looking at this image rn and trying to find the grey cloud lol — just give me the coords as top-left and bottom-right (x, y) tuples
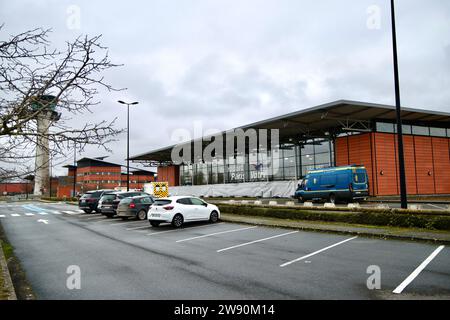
(1, 0), (449, 176)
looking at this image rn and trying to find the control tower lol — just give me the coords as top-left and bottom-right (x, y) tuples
(31, 95), (61, 196)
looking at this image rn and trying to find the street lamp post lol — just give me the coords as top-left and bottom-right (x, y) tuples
(390, 0), (408, 209)
(118, 100), (139, 191)
(73, 141), (77, 198)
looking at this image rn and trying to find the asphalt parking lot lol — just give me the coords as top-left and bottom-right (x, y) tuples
(0, 201), (449, 299)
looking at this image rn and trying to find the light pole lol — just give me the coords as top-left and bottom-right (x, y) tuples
(118, 100), (139, 191)
(390, 0), (408, 209)
(73, 141), (77, 198)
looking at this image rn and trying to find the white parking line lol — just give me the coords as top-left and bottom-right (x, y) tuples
(427, 203), (445, 210)
(78, 213), (102, 218)
(63, 211), (76, 214)
(87, 216), (107, 221)
(51, 211), (62, 215)
(177, 226), (258, 243)
(280, 236), (358, 267)
(126, 225), (151, 231)
(217, 230), (299, 253)
(25, 213), (34, 216)
(0, 215), (5, 218)
(38, 212), (48, 215)
(393, 245), (445, 294)
(109, 220), (143, 226)
(146, 223), (224, 236)
(11, 214), (20, 217)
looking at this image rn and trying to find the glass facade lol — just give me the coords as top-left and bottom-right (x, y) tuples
(179, 139), (335, 186)
(376, 122), (450, 137)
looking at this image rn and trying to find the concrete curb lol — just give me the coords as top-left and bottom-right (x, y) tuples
(220, 214), (450, 245)
(0, 240), (17, 300)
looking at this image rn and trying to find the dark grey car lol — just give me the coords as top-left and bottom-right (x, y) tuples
(99, 191), (149, 218)
(117, 195), (154, 220)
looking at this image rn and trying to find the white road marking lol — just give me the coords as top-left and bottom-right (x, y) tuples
(38, 212), (48, 215)
(217, 230), (299, 252)
(25, 213), (34, 216)
(177, 226), (258, 243)
(0, 215), (5, 218)
(146, 223), (224, 236)
(109, 220), (143, 226)
(280, 236), (358, 267)
(427, 203), (445, 210)
(393, 245), (445, 294)
(87, 216), (107, 220)
(37, 219), (49, 224)
(51, 211), (62, 214)
(11, 214), (20, 217)
(126, 225), (151, 231)
(63, 211), (76, 214)
(78, 213), (101, 218)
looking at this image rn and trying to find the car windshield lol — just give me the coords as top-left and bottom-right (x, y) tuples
(81, 193), (94, 199)
(153, 199), (172, 206)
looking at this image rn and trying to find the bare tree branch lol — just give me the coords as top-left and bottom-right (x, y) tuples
(0, 24), (125, 181)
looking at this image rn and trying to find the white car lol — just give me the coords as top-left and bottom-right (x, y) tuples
(147, 196), (220, 228)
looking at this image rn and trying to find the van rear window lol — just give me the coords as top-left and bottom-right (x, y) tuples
(354, 173), (367, 183)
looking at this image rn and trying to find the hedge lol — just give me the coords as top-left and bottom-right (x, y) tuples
(41, 196), (78, 202)
(217, 204), (450, 231)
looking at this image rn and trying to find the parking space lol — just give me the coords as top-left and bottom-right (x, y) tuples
(0, 201), (449, 299)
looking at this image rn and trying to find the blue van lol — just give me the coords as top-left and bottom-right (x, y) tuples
(294, 165), (369, 203)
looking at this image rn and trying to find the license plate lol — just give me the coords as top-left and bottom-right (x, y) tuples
(151, 213), (160, 217)
(103, 205), (111, 208)
(81, 200), (85, 203)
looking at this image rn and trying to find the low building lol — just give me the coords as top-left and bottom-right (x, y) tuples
(0, 182), (33, 196)
(130, 100), (450, 198)
(57, 157), (156, 197)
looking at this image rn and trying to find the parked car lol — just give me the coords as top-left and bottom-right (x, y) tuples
(78, 189), (115, 214)
(98, 191), (150, 218)
(294, 165), (369, 204)
(117, 195), (154, 220)
(147, 196), (220, 228)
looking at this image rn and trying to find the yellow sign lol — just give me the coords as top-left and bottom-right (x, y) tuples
(152, 182), (169, 198)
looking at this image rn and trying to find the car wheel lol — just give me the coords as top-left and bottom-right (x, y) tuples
(137, 210), (147, 220)
(121, 217), (128, 221)
(83, 209), (92, 214)
(329, 193), (336, 204)
(150, 221), (160, 227)
(209, 211), (219, 223)
(104, 213), (114, 218)
(171, 214), (184, 228)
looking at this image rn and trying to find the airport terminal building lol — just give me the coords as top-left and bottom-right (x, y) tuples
(130, 100), (450, 198)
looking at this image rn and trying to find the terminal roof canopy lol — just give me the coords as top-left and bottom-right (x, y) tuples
(130, 100), (450, 165)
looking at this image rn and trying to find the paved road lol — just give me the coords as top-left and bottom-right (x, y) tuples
(0, 201), (449, 299)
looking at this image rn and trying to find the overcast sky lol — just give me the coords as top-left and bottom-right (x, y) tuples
(1, 0), (449, 176)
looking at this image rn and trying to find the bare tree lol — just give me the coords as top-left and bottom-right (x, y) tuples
(0, 24), (124, 184)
